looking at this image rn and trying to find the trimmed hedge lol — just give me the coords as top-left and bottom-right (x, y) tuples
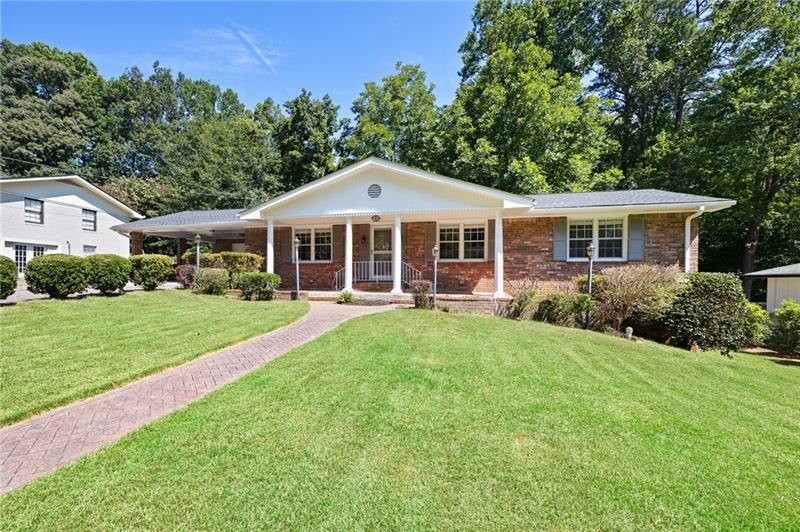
(175, 264), (197, 288)
(25, 254), (89, 299)
(770, 299), (800, 355)
(0, 256), (17, 299)
(220, 252), (262, 277)
(130, 254), (173, 291)
(194, 268), (229, 296)
(85, 254), (131, 294)
(181, 250), (223, 269)
(663, 272), (749, 356)
(239, 272), (281, 301)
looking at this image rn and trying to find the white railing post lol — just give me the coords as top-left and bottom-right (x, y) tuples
(392, 216), (402, 294)
(266, 219), (274, 273)
(494, 211), (506, 298)
(345, 217), (353, 292)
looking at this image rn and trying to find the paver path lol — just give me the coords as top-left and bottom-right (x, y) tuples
(0, 301), (392, 495)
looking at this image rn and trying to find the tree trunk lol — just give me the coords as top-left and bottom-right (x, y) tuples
(740, 216), (763, 298)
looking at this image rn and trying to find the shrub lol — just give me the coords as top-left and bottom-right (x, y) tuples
(0, 256), (17, 299)
(411, 280), (434, 309)
(588, 264), (681, 331)
(25, 254), (89, 299)
(534, 292), (594, 328)
(85, 254), (131, 294)
(743, 302), (771, 347)
(194, 268), (229, 296)
(130, 254), (173, 291)
(497, 278), (538, 319)
(337, 289), (354, 304)
(663, 273), (749, 356)
(575, 274), (607, 299)
(769, 299), (800, 355)
(181, 250), (223, 269)
(239, 272), (281, 301)
(220, 252), (262, 277)
(175, 264), (197, 288)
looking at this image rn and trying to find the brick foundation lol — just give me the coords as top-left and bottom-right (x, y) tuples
(130, 231), (144, 255)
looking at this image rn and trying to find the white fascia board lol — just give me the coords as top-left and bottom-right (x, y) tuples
(112, 221), (253, 235)
(524, 200), (736, 217)
(1, 175), (144, 219)
(239, 158), (533, 219)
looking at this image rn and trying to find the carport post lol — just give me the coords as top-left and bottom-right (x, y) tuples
(194, 234), (202, 270)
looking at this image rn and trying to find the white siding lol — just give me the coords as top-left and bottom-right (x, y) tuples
(766, 277), (800, 313)
(0, 180), (132, 272)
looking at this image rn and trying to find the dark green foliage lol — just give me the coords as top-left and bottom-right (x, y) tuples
(238, 272), (281, 301)
(194, 268), (229, 296)
(0, 256), (18, 299)
(129, 254), (172, 291)
(174, 264), (196, 288)
(534, 292), (594, 328)
(769, 299), (800, 355)
(411, 280), (434, 309)
(85, 254), (131, 294)
(220, 252), (262, 277)
(663, 273), (750, 356)
(24, 254), (89, 299)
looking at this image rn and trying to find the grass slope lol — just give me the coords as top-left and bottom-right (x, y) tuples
(0, 291), (308, 425)
(2, 310), (798, 529)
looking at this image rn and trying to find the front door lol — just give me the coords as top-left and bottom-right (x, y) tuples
(371, 227), (392, 280)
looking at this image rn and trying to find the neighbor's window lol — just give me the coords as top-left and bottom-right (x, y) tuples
(82, 209), (97, 231)
(568, 220), (594, 259)
(294, 228), (332, 262)
(83, 245), (96, 256)
(33, 245), (44, 258)
(463, 225), (486, 259)
(439, 225), (460, 260)
(24, 198), (43, 224)
(598, 219), (624, 259)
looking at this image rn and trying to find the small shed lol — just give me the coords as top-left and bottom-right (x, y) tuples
(744, 263), (800, 312)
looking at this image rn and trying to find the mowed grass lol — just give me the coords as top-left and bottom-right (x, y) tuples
(2, 310), (799, 529)
(0, 291), (308, 425)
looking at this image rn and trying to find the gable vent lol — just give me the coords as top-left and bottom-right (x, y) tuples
(367, 183), (382, 199)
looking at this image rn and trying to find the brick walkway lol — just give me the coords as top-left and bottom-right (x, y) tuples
(0, 301), (392, 495)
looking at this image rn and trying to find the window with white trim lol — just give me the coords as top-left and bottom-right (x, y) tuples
(568, 220), (594, 259)
(33, 245), (45, 258)
(82, 209), (97, 231)
(83, 245), (97, 256)
(294, 228), (332, 262)
(438, 222), (487, 261)
(598, 219), (623, 259)
(24, 198), (43, 224)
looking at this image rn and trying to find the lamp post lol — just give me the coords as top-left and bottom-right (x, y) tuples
(432, 245), (439, 308)
(193, 234), (202, 270)
(585, 243), (595, 329)
(293, 237), (301, 300)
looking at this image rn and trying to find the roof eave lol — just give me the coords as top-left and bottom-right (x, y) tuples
(527, 200), (735, 216)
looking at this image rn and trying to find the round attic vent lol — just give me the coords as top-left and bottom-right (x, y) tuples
(367, 183), (382, 199)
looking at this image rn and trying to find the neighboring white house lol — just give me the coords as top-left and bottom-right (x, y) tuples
(744, 263), (800, 312)
(0, 175), (142, 276)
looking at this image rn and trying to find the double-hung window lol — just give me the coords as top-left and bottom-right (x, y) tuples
(294, 228), (332, 262)
(438, 222), (486, 261)
(82, 209), (97, 231)
(24, 198), (43, 224)
(568, 217), (626, 260)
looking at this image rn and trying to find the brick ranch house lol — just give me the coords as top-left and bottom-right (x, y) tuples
(114, 157), (735, 298)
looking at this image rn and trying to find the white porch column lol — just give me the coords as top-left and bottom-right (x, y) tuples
(266, 219), (274, 274)
(344, 217), (353, 292)
(391, 215), (402, 294)
(494, 211), (506, 298)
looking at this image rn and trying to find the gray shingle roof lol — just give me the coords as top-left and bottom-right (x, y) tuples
(114, 209), (244, 230)
(744, 263), (800, 278)
(528, 189), (731, 209)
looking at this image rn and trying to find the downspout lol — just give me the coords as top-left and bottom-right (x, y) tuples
(684, 206), (704, 272)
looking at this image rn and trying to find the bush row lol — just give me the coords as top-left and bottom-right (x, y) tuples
(0, 256), (18, 299)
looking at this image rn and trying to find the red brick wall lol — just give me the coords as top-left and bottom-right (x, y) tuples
(244, 212), (697, 293)
(130, 231), (143, 255)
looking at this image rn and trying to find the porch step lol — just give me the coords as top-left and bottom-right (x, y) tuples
(352, 282), (394, 292)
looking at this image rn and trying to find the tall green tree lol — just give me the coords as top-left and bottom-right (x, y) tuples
(0, 40), (99, 176)
(339, 62), (439, 170)
(276, 89), (339, 189)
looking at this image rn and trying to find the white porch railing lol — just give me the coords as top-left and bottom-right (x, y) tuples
(332, 261), (423, 291)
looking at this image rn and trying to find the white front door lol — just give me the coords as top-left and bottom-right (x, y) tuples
(371, 227), (392, 280)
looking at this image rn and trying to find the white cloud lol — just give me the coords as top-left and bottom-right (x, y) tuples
(178, 24), (281, 74)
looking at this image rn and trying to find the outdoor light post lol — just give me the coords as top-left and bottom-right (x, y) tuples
(193, 234), (202, 270)
(432, 245), (439, 308)
(585, 243), (596, 329)
(294, 237), (301, 300)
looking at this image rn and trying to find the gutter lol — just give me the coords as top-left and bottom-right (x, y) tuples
(684, 206), (705, 272)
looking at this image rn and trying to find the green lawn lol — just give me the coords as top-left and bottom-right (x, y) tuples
(0, 291), (308, 425)
(2, 310), (799, 529)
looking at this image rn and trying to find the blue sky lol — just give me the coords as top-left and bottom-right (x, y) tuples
(2, 2), (476, 115)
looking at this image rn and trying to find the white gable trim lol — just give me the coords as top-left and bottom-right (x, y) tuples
(239, 157), (533, 220)
(0, 175), (143, 219)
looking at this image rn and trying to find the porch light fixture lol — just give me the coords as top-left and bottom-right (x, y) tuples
(432, 245), (439, 308)
(585, 243), (596, 329)
(193, 234), (202, 270)
(293, 237), (301, 299)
